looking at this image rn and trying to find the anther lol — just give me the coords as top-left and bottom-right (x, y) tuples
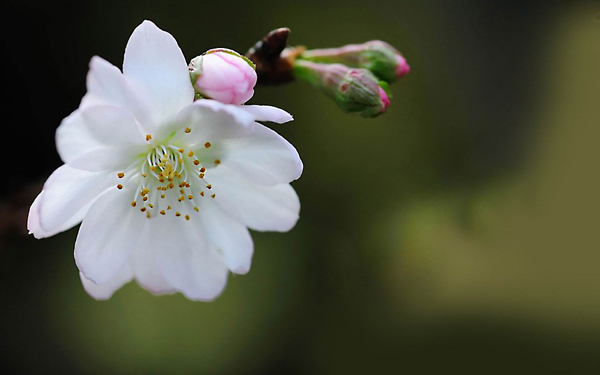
(200, 192), (205, 197)
(214, 159), (221, 165)
(188, 151), (194, 157)
(146, 134), (152, 141)
(206, 184), (212, 189)
(143, 196), (148, 201)
(175, 212), (181, 217)
(117, 184), (123, 190)
(141, 207), (147, 212)
(200, 167), (206, 173)
(117, 172), (125, 178)
(194, 160), (200, 165)
(178, 148), (184, 153)
(199, 173), (205, 179)
(131, 201), (137, 207)
(148, 203), (154, 208)
(194, 207), (199, 212)
(185, 215), (190, 220)
(160, 210), (165, 215)
(184, 127), (191, 133)
(188, 195), (193, 200)
(211, 194), (216, 199)
(204, 142), (211, 148)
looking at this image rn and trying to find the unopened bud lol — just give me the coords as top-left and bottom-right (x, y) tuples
(300, 41), (409, 83)
(294, 60), (390, 117)
(189, 49), (257, 105)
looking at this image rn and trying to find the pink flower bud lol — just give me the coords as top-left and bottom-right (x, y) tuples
(378, 86), (390, 113)
(189, 49), (257, 105)
(395, 54), (410, 79)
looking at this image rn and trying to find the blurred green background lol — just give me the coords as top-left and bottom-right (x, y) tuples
(2, 0), (600, 373)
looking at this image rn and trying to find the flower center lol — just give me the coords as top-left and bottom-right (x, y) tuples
(117, 142), (217, 220)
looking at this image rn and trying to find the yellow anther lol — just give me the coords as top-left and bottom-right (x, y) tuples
(200, 192), (205, 197)
(150, 166), (156, 171)
(131, 201), (137, 207)
(175, 212), (181, 217)
(184, 127), (191, 133)
(194, 206), (199, 212)
(141, 207), (147, 212)
(214, 159), (221, 165)
(143, 196), (148, 201)
(188, 195), (193, 200)
(188, 151), (194, 157)
(206, 184), (212, 189)
(185, 215), (190, 221)
(117, 172), (124, 178)
(178, 148), (184, 153)
(142, 173), (147, 178)
(193, 160), (200, 165)
(117, 184), (123, 190)
(146, 134), (152, 141)
(160, 210), (165, 215)
(161, 194), (165, 199)
(200, 167), (206, 173)
(167, 205), (172, 210)
(148, 203), (153, 208)
(204, 142), (211, 148)
(199, 173), (205, 179)
(211, 194), (216, 199)
(142, 187), (150, 195)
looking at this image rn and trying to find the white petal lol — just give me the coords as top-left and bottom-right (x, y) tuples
(56, 105), (146, 171)
(123, 20), (194, 133)
(38, 165), (113, 233)
(199, 200), (253, 274)
(208, 165), (301, 232)
(174, 100), (255, 146)
(131, 220), (176, 295)
(79, 263), (133, 300)
(28, 192), (92, 239)
(218, 123), (303, 185)
(241, 105), (294, 123)
(151, 215), (229, 301)
(83, 56), (156, 132)
(75, 188), (143, 285)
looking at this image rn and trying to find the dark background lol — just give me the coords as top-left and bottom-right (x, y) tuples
(2, 0), (600, 373)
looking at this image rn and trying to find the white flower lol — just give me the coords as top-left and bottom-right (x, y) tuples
(27, 20), (303, 301)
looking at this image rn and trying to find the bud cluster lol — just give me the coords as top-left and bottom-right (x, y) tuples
(293, 40), (409, 117)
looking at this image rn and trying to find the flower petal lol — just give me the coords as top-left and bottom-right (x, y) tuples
(131, 221), (176, 295)
(75, 188), (143, 285)
(123, 20), (194, 133)
(28, 192), (92, 239)
(83, 56), (156, 132)
(199, 200), (254, 274)
(38, 165), (113, 234)
(208, 165), (301, 232)
(240, 105), (294, 124)
(56, 105), (147, 171)
(79, 263), (133, 300)
(151, 215), (229, 301)
(174, 100), (255, 146)
(217, 123), (303, 185)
